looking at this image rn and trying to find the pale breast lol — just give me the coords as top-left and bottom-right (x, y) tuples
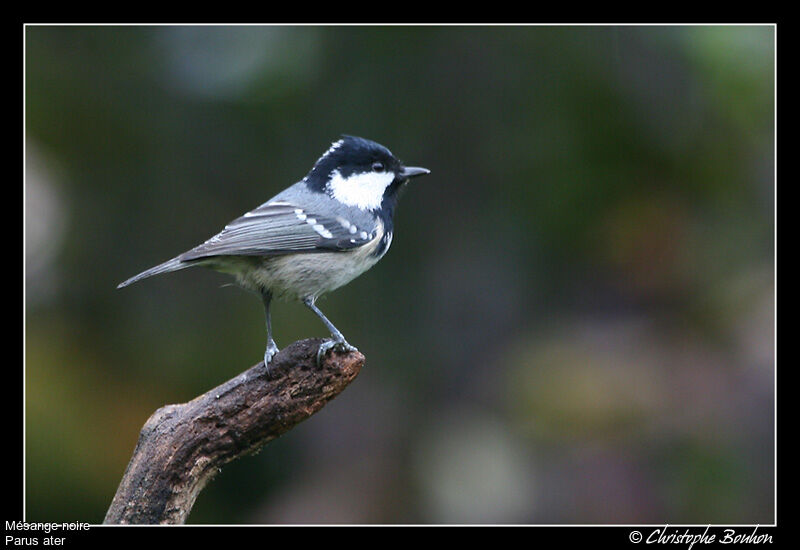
(242, 219), (389, 300)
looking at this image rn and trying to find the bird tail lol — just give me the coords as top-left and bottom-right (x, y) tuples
(117, 257), (191, 289)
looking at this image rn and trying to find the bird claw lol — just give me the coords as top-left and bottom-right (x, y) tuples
(316, 338), (358, 366)
(263, 340), (279, 375)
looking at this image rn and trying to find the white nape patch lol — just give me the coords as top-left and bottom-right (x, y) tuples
(326, 169), (395, 210)
(321, 139), (344, 159)
(302, 140), (346, 183)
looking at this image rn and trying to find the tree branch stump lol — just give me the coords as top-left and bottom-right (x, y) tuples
(103, 338), (364, 525)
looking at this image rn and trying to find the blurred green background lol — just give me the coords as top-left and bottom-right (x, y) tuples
(24, 25), (774, 524)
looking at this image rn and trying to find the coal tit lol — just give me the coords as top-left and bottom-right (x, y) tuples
(118, 135), (430, 368)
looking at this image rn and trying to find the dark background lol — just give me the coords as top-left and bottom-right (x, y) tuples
(24, 25), (774, 524)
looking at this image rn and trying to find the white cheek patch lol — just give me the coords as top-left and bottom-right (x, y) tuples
(326, 169), (395, 210)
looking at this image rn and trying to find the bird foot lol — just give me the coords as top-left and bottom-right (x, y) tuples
(263, 340), (280, 375)
(316, 338), (358, 366)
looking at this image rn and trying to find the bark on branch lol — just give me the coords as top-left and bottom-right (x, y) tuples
(103, 338), (364, 525)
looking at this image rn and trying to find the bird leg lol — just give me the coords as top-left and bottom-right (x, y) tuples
(302, 296), (358, 365)
(261, 289), (279, 371)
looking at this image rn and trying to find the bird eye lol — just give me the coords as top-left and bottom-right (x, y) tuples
(372, 161), (385, 172)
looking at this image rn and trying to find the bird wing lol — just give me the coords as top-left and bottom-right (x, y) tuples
(178, 200), (376, 261)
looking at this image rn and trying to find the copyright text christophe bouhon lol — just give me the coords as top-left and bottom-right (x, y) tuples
(628, 525), (773, 548)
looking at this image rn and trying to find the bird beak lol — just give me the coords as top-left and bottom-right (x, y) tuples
(399, 166), (430, 179)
